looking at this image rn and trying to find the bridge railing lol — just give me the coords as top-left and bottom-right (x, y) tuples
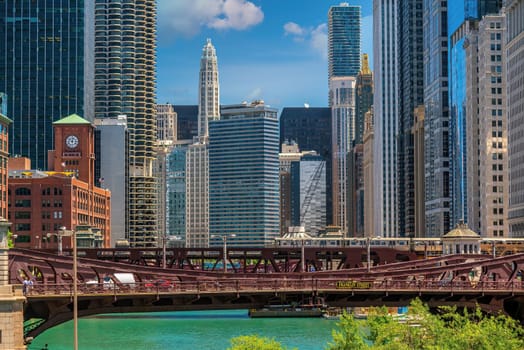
(22, 278), (524, 297)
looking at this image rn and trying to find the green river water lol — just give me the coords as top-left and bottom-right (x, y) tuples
(28, 310), (338, 350)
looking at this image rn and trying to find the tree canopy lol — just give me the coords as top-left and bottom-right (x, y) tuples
(229, 299), (524, 350)
(326, 299), (524, 350)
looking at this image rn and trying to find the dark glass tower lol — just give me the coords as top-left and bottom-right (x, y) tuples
(423, 0), (451, 237)
(328, 3), (361, 79)
(280, 107), (333, 226)
(0, 0), (94, 169)
(209, 103), (280, 247)
(398, 0), (425, 237)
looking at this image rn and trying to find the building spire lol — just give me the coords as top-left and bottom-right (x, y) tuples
(361, 53), (371, 75)
(197, 38), (220, 141)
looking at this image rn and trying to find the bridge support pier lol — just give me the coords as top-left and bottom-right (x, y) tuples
(0, 218), (26, 349)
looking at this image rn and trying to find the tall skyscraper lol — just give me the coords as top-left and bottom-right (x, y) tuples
(280, 107), (332, 225)
(94, 116), (129, 246)
(350, 54), (373, 238)
(507, 0), (524, 238)
(398, 0), (425, 237)
(330, 77), (356, 233)
(209, 102), (280, 247)
(185, 143), (209, 247)
(328, 3), (362, 79)
(280, 141), (303, 235)
(0, 1), (94, 170)
(279, 143), (326, 236)
(464, 14), (508, 237)
(448, 0), (502, 228)
(355, 54), (373, 145)
(423, 0), (451, 237)
(155, 103), (178, 240)
(348, 144), (364, 237)
(197, 39), (220, 140)
(412, 106), (425, 238)
(166, 142), (190, 243)
(363, 109), (374, 237)
(373, 0), (399, 237)
(94, 0), (158, 247)
(186, 39), (220, 247)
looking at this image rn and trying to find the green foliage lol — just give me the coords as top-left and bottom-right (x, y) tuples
(228, 335), (297, 350)
(326, 311), (369, 350)
(325, 299), (524, 350)
(7, 230), (14, 248)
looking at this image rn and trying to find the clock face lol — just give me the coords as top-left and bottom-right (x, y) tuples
(66, 135), (79, 149)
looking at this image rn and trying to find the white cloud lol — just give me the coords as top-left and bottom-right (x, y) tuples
(283, 22), (327, 59)
(310, 24), (327, 60)
(157, 0), (263, 41)
(209, 0), (264, 30)
(284, 22), (305, 36)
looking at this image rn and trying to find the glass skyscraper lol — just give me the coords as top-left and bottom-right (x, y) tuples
(208, 102), (280, 247)
(397, 0), (425, 237)
(328, 3), (361, 79)
(373, 0), (399, 237)
(448, 0), (502, 227)
(424, 1), (451, 237)
(280, 107), (332, 225)
(166, 144), (189, 242)
(0, 0), (94, 169)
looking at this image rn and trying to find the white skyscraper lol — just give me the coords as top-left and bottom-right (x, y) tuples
(186, 39), (220, 247)
(330, 77), (356, 233)
(197, 39), (220, 141)
(373, 0), (399, 237)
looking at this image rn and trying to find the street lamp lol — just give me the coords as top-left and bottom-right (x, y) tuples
(160, 233), (167, 269)
(212, 234), (236, 273)
(47, 228), (67, 255)
(59, 226), (78, 350)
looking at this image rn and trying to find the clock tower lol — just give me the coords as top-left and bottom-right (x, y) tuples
(51, 114), (95, 184)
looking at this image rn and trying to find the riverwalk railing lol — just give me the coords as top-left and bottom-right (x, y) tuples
(23, 278), (524, 298)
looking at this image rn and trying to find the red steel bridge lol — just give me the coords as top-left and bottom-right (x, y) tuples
(8, 247), (524, 338)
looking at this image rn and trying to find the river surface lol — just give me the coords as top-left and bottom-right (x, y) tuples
(28, 310), (338, 350)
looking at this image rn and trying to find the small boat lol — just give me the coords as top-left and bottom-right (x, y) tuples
(249, 297), (326, 318)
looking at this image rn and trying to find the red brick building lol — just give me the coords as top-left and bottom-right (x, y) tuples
(8, 114), (111, 249)
(0, 112), (11, 220)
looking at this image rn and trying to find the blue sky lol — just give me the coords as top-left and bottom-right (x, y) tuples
(156, 0), (373, 110)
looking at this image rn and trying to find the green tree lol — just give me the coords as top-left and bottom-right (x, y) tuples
(326, 299), (524, 350)
(7, 230), (14, 248)
(228, 335), (297, 350)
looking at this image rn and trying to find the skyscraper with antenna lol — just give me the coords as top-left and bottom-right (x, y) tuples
(197, 39), (220, 141)
(186, 39), (220, 247)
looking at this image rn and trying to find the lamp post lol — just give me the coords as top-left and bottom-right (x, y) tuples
(212, 234), (236, 273)
(301, 239), (305, 272)
(367, 237), (371, 273)
(35, 235), (39, 249)
(60, 226), (78, 350)
(48, 229), (66, 255)
(162, 233), (167, 269)
(73, 226), (78, 350)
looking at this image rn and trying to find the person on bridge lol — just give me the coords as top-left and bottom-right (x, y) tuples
(22, 277), (32, 295)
